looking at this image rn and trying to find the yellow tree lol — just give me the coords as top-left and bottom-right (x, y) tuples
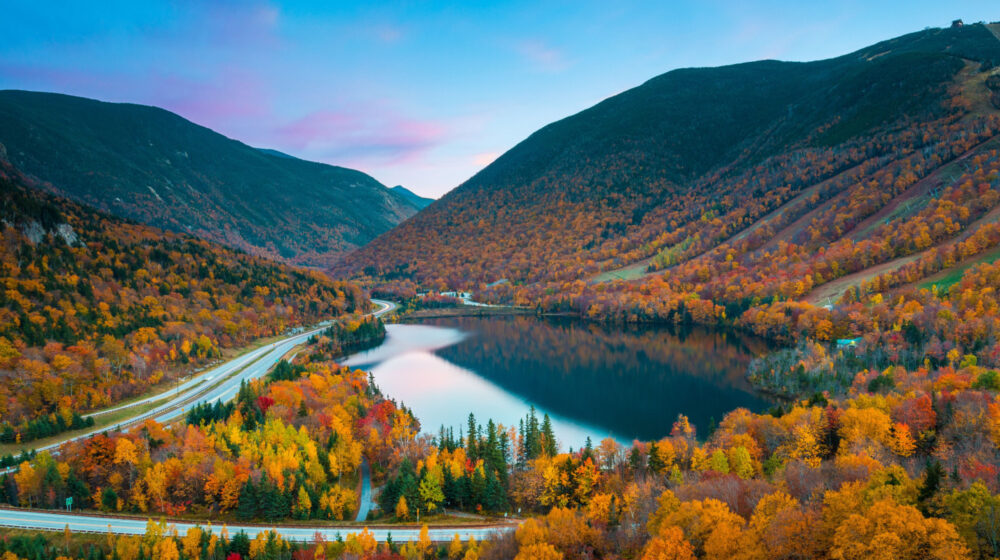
(642, 526), (696, 560)
(396, 495), (410, 521)
(344, 528), (377, 556)
(181, 527), (202, 560)
(417, 525), (431, 558)
(829, 499), (970, 560)
(514, 543), (563, 560)
(448, 534), (464, 559)
(13, 461), (40, 507)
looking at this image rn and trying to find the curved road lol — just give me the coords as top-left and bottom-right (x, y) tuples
(6, 299), (394, 458)
(355, 459), (373, 522)
(0, 298), (513, 540)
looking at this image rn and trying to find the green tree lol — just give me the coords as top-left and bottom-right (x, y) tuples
(419, 472), (444, 513)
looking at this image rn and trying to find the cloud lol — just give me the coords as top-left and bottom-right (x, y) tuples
(0, 62), (272, 137)
(473, 151), (501, 167)
(149, 71), (272, 123)
(274, 105), (447, 166)
(516, 39), (569, 72)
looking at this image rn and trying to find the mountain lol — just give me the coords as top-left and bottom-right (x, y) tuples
(0, 90), (422, 267)
(0, 158), (366, 438)
(390, 185), (434, 209)
(339, 23), (1000, 298)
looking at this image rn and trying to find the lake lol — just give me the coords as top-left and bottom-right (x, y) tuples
(341, 315), (773, 450)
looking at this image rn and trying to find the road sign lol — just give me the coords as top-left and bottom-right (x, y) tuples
(65, 497), (73, 511)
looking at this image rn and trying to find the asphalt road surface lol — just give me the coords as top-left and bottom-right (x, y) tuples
(355, 459), (373, 522)
(27, 299), (397, 454)
(0, 507), (514, 542)
(0, 299), (519, 541)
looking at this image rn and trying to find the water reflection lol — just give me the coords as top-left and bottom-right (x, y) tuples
(342, 316), (773, 448)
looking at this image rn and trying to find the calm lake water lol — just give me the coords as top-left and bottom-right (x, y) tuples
(341, 315), (773, 449)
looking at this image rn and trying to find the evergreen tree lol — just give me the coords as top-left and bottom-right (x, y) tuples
(918, 460), (944, 514)
(628, 446), (642, 472)
(516, 419), (527, 469)
(582, 437), (595, 464)
(101, 487), (118, 511)
(237, 478), (258, 520)
(648, 442), (665, 474)
(466, 413), (479, 460)
(525, 407), (541, 460)
(484, 470), (506, 512)
(541, 414), (557, 457)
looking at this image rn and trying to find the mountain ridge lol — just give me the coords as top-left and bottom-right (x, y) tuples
(390, 185), (434, 209)
(0, 90), (421, 267)
(337, 23), (1000, 291)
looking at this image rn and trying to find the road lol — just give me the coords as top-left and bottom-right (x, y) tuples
(0, 508), (513, 543)
(13, 299), (396, 456)
(0, 298), (511, 541)
(355, 459), (373, 522)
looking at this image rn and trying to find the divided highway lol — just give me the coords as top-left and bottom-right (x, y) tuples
(23, 299), (396, 454)
(0, 300), (513, 542)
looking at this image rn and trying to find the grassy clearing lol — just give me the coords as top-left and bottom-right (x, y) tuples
(590, 257), (653, 283)
(918, 245), (1000, 293)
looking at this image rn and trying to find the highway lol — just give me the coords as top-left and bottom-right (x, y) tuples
(0, 508), (514, 542)
(15, 299), (395, 455)
(0, 297), (515, 541)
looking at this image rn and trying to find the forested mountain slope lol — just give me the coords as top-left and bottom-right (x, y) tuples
(0, 90), (421, 268)
(340, 23), (1000, 294)
(0, 160), (367, 441)
(390, 185), (434, 209)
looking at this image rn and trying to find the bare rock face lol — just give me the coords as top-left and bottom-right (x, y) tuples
(56, 223), (78, 245)
(22, 220), (44, 244)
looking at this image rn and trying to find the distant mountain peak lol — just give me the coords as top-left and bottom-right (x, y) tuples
(0, 90), (423, 267)
(338, 23), (1000, 285)
(390, 185), (434, 209)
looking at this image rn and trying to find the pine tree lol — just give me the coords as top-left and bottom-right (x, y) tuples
(918, 460), (944, 514)
(516, 419), (527, 469)
(525, 407), (541, 460)
(484, 470), (506, 512)
(466, 413), (479, 460)
(648, 442), (665, 474)
(628, 446), (642, 472)
(541, 414), (557, 457)
(237, 479), (258, 520)
(582, 437), (595, 464)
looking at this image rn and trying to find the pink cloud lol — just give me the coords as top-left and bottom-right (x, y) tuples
(147, 71), (271, 123)
(275, 106), (447, 166)
(0, 62), (272, 139)
(473, 151), (501, 167)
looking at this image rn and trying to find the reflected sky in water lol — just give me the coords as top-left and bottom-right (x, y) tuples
(342, 316), (772, 449)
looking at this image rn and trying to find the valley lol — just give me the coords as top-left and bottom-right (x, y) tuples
(3, 12), (1000, 560)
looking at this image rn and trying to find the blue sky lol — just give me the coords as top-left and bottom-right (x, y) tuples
(1, 1), (997, 198)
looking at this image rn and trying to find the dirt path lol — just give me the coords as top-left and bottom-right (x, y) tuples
(848, 136), (1000, 241)
(590, 164), (865, 284)
(805, 197), (1000, 304)
(804, 252), (926, 305)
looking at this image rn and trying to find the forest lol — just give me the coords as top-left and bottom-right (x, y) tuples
(0, 160), (367, 443)
(0, 319), (417, 522)
(6, 18), (1000, 560)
